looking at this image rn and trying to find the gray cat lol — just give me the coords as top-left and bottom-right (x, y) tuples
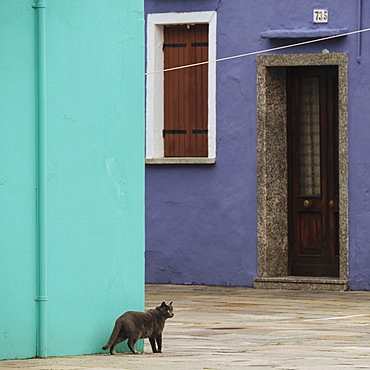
(102, 301), (174, 354)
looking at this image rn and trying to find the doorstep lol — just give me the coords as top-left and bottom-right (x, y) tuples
(254, 276), (348, 291)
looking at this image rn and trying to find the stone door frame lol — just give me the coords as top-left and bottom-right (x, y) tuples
(255, 53), (348, 290)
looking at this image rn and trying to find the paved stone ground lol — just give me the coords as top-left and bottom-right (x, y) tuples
(1, 284), (370, 369)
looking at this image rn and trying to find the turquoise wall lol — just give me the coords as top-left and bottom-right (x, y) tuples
(0, 0), (144, 359)
(0, 0), (37, 360)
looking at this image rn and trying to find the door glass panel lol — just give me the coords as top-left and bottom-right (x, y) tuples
(299, 77), (321, 196)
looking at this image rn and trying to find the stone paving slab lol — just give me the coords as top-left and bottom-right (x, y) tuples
(1, 284), (370, 369)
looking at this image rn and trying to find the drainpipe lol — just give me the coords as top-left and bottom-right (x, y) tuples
(357, 0), (362, 63)
(33, 0), (48, 358)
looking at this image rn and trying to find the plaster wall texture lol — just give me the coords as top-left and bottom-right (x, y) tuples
(1, 0), (145, 360)
(0, 0), (37, 360)
(145, 0), (370, 289)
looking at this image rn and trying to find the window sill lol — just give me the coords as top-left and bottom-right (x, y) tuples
(145, 157), (216, 165)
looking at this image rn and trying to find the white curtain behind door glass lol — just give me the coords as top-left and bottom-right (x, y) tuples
(299, 77), (321, 196)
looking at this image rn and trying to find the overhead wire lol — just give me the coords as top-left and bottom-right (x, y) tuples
(145, 27), (370, 75)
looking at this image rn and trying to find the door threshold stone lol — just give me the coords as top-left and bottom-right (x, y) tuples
(254, 276), (348, 291)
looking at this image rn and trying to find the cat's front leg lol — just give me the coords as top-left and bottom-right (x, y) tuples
(155, 334), (162, 353)
(149, 337), (158, 353)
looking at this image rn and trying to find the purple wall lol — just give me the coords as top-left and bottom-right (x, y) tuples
(145, 0), (370, 289)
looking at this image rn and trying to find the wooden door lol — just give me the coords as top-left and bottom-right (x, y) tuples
(163, 24), (208, 157)
(287, 66), (339, 277)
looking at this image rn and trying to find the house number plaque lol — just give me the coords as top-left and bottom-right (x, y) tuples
(313, 9), (328, 23)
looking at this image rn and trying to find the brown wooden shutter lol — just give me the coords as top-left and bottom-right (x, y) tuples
(163, 24), (209, 157)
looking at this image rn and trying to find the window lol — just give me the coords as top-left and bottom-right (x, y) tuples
(163, 24), (208, 157)
(146, 12), (217, 164)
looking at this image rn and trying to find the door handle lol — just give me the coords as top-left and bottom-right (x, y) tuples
(329, 200), (334, 207)
(303, 199), (312, 208)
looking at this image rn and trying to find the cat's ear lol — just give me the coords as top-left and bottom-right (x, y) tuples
(169, 301), (173, 305)
(160, 301), (166, 308)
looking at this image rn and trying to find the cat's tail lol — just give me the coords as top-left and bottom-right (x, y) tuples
(102, 321), (122, 350)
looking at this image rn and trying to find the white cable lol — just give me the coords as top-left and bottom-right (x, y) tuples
(145, 27), (370, 75)
(303, 314), (368, 321)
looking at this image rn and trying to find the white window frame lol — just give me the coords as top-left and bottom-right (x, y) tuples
(146, 11), (217, 164)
